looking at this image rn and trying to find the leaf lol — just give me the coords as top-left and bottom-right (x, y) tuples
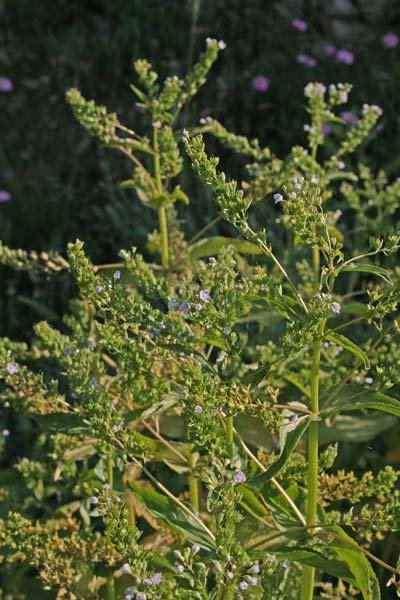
(188, 236), (262, 259)
(104, 139), (153, 155)
(245, 293), (298, 320)
(242, 361), (271, 386)
(171, 185), (190, 205)
(129, 431), (188, 467)
(130, 83), (146, 101)
(324, 331), (371, 369)
(249, 414), (310, 486)
(322, 384), (400, 418)
(319, 413), (396, 445)
(127, 481), (216, 551)
(339, 263), (393, 284)
(32, 413), (90, 434)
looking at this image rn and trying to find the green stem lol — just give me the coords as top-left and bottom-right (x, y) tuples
(153, 126), (169, 270)
(226, 415), (234, 461)
(188, 442), (199, 512)
(106, 447), (115, 600)
(300, 245), (324, 600)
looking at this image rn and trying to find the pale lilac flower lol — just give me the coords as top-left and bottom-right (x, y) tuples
(292, 19), (307, 32)
(311, 175), (319, 184)
(274, 193), (283, 203)
(382, 32), (399, 48)
(0, 77), (13, 92)
(94, 285), (103, 293)
(136, 593), (146, 600)
(324, 44), (336, 57)
(251, 564), (260, 574)
(332, 302), (341, 314)
(113, 270), (121, 280)
(336, 49), (354, 65)
(251, 75), (270, 92)
(91, 377), (99, 390)
(239, 582), (249, 591)
(89, 496), (99, 504)
(289, 192), (297, 199)
(226, 571), (234, 579)
(2, 429), (10, 437)
(192, 543), (200, 553)
(297, 54), (317, 67)
(0, 191), (11, 202)
(88, 341), (95, 351)
(194, 405), (203, 414)
(233, 470), (246, 484)
(198, 289), (211, 302)
(120, 563), (131, 574)
(248, 576), (258, 586)
(167, 296), (178, 311)
(194, 303), (203, 311)
(365, 377), (373, 385)
(176, 565), (184, 573)
(295, 182), (302, 189)
(125, 589), (134, 600)
(267, 555), (275, 563)
(152, 120), (161, 128)
(208, 256), (216, 264)
(103, 483), (110, 490)
(179, 301), (190, 314)
(283, 559), (290, 569)
(340, 111), (358, 125)
(218, 40), (226, 50)
(223, 326), (232, 335)
(322, 292), (332, 300)
(151, 573), (162, 585)
(322, 122), (331, 136)
(6, 362), (18, 374)
(115, 496), (122, 503)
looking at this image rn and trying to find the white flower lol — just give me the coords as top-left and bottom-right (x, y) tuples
(273, 193), (283, 203)
(289, 191), (297, 199)
(218, 40), (226, 49)
(311, 175), (319, 184)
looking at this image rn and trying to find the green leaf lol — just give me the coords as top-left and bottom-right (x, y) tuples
(105, 139), (153, 155)
(130, 83), (146, 101)
(171, 185), (190, 205)
(319, 413), (396, 444)
(339, 263), (393, 284)
(322, 384), (400, 418)
(32, 413), (89, 434)
(249, 414), (310, 486)
(188, 236), (262, 260)
(324, 331), (371, 369)
(127, 482), (216, 551)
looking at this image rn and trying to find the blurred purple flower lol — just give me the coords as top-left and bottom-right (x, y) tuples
(251, 75), (269, 92)
(6, 362), (18, 374)
(382, 32), (399, 48)
(0, 77), (13, 92)
(324, 44), (336, 57)
(0, 191), (11, 202)
(292, 19), (307, 32)
(233, 469), (246, 484)
(340, 111), (358, 125)
(297, 54), (317, 67)
(322, 122), (331, 136)
(336, 49), (354, 65)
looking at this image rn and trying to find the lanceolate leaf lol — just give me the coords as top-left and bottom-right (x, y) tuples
(127, 481), (216, 551)
(32, 413), (90, 434)
(249, 415), (311, 486)
(188, 236), (262, 259)
(324, 331), (371, 369)
(319, 413), (397, 444)
(339, 263), (393, 285)
(322, 385), (400, 418)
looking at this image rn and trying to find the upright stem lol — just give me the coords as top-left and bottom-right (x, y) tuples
(301, 246), (324, 600)
(153, 125), (170, 270)
(106, 447), (115, 600)
(188, 442), (199, 512)
(226, 415), (234, 461)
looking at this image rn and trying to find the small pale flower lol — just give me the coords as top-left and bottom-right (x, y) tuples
(6, 362), (18, 374)
(226, 571), (234, 579)
(120, 563), (131, 574)
(251, 75), (270, 92)
(365, 377), (373, 385)
(233, 470), (246, 484)
(198, 289), (211, 302)
(382, 32), (399, 48)
(179, 301), (190, 314)
(0, 77), (13, 92)
(332, 302), (341, 314)
(292, 18), (307, 32)
(103, 483), (110, 490)
(159, 321), (166, 330)
(218, 40), (226, 49)
(152, 120), (161, 128)
(273, 193), (283, 203)
(294, 182), (302, 189)
(322, 122), (331, 136)
(251, 564), (260, 574)
(94, 285), (103, 293)
(297, 54), (317, 67)
(340, 110), (358, 125)
(283, 559), (290, 569)
(192, 543), (200, 553)
(324, 44), (336, 56)
(194, 303), (203, 311)
(208, 256), (216, 264)
(311, 175), (319, 184)
(167, 296), (178, 311)
(113, 270), (121, 280)
(2, 429), (10, 437)
(267, 554), (275, 563)
(115, 496), (122, 503)
(136, 594), (146, 600)
(89, 496), (99, 504)
(248, 576), (258, 586)
(239, 582), (249, 591)
(176, 565), (184, 573)
(289, 191), (297, 199)
(0, 190), (11, 202)
(151, 573), (162, 585)
(223, 326), (232, 335)
(194, 405), (203, 414)
(336, 49), (355, 65)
